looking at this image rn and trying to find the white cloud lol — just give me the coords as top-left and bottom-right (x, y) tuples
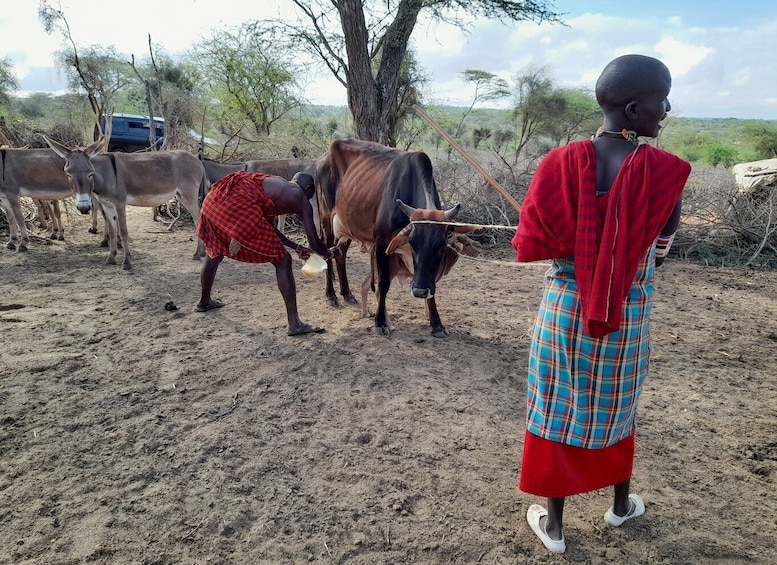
(654, 38), (714, 77)
(1, 1), (776, 118)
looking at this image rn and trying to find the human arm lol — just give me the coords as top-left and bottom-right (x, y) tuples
(273, 228), (313, 259)
(655, 197), (682, 267)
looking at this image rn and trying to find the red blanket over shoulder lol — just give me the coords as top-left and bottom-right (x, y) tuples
(512, 141), (690, 337)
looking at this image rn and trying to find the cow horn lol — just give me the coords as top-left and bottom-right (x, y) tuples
(444, 203), (461, 221)
(396, 199), (416, 218)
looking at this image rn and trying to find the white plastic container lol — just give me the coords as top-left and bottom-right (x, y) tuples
(300, 254), (328, 280)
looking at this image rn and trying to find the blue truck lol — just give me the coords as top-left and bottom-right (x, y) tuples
(102, 113), (165, 152)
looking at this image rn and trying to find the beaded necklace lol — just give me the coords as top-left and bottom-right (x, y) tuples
(593, 126), (639, 146)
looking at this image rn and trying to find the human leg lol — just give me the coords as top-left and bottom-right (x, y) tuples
(273, 253), (324, 336)
(545, 497), (565, 540)
(613, 479), (631, 516)
(605, 479), (645, 526)
(527, 497), (566, 553)
(197, 254), (225, 311)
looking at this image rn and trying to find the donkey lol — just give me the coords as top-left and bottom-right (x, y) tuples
(45, 137), (208, 269)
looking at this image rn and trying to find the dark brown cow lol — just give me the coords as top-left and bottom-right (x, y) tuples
(359, 233), (479, 330)
(316, 138), (475, 337)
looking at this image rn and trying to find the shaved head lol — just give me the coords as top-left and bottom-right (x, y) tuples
(292, 171), (315, 199)
(595, 54), (672, 110)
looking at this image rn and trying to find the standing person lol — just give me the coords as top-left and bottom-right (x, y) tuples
(196, 170), (340, 336)
(512, 54), (692, 553)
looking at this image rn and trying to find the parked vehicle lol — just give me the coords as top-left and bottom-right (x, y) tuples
(103, 114), (164, 152)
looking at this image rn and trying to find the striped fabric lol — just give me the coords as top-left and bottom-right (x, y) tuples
(525, 245), (655, 450)
(197, 172), (287, 263)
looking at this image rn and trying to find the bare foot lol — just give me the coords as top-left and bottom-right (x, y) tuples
(196, 299), (225, 312)
(287, 323), (325, 336)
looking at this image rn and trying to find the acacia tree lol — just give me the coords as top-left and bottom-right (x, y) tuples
(542, 87), (601, 147)
(128, 37), (199, 149)
(512, 66), (601, 154)
(39, 2), (130, 141)
(0, 57), (20, 107)
(193, 21), (302, 138)
(286, 0), (561, 145)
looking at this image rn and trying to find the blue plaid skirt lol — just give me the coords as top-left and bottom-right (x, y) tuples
(525, 246), (655, 449)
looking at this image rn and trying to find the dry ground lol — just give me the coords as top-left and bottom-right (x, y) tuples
(2, 207), (776, 564)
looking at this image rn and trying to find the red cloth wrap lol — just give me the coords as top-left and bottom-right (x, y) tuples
(512, 141), (690, 337)
(197, 172), (287, 263)
(519, 431), (635, 497)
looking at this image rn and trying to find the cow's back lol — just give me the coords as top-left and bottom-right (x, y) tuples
(317, 140), (402, 243)
(245, 158), (316, 180)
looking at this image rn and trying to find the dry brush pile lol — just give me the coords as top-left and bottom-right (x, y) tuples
(434, 151), (777, 268)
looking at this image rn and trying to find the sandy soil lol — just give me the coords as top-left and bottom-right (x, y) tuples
(2, 207), (777, 565)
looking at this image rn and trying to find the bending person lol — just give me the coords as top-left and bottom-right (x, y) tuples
(196, 171), (339, 336)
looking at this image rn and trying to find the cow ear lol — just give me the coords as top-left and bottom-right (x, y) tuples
(387, 232), (409, 254)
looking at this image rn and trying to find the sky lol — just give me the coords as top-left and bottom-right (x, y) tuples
(1, 0), (776, 120)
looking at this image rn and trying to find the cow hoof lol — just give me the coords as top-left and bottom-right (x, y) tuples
(49, 233), (57, 240)
(431, 327), (450, 338)
(327, 298), (339, 307)
(6, 242), (16, 251)
(88, 227), (98, 234)
(100, 240), (110, 248)
(191, 254), (202, 261)
(122, 262), (132, 271)
(105, 258), (117, 266)
(58, 235), (65, 241)
(345, 296), (359, 306)
(18, 245), (28, 253)
(373, 325), (392, 337)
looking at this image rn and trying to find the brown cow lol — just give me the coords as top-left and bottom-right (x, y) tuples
(360, 233), (479, 330)
(316, 138), (475, 337)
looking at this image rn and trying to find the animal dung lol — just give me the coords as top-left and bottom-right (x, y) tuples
(301, 254), (328, 280)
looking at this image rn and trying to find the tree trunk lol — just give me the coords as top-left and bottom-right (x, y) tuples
(337, 0), (422, 144)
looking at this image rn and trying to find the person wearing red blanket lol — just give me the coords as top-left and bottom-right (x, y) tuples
(512, 54), (691, 553)
(196, 171), (340, 336)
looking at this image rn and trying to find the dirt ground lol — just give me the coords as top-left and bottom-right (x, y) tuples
(2, 207), (776, 565)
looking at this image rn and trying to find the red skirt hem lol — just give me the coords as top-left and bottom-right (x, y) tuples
(519, 431), (634, 497)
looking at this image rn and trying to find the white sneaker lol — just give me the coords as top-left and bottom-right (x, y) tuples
(526, 504), (566, 553)
(604, 494), (645, 527)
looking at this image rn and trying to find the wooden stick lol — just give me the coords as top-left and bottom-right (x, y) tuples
(412, 104), (522, 214)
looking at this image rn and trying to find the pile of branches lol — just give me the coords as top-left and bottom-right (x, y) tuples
(432, 149), (777, 268)
(672, 166), (777, 267)
(432, 152), (533, 246)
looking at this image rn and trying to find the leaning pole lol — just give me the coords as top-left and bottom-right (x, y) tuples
(412, 104), (522, 214)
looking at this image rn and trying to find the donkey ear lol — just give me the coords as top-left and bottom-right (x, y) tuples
(43, 135), (71, 159)
(85, 137), (105, 156)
